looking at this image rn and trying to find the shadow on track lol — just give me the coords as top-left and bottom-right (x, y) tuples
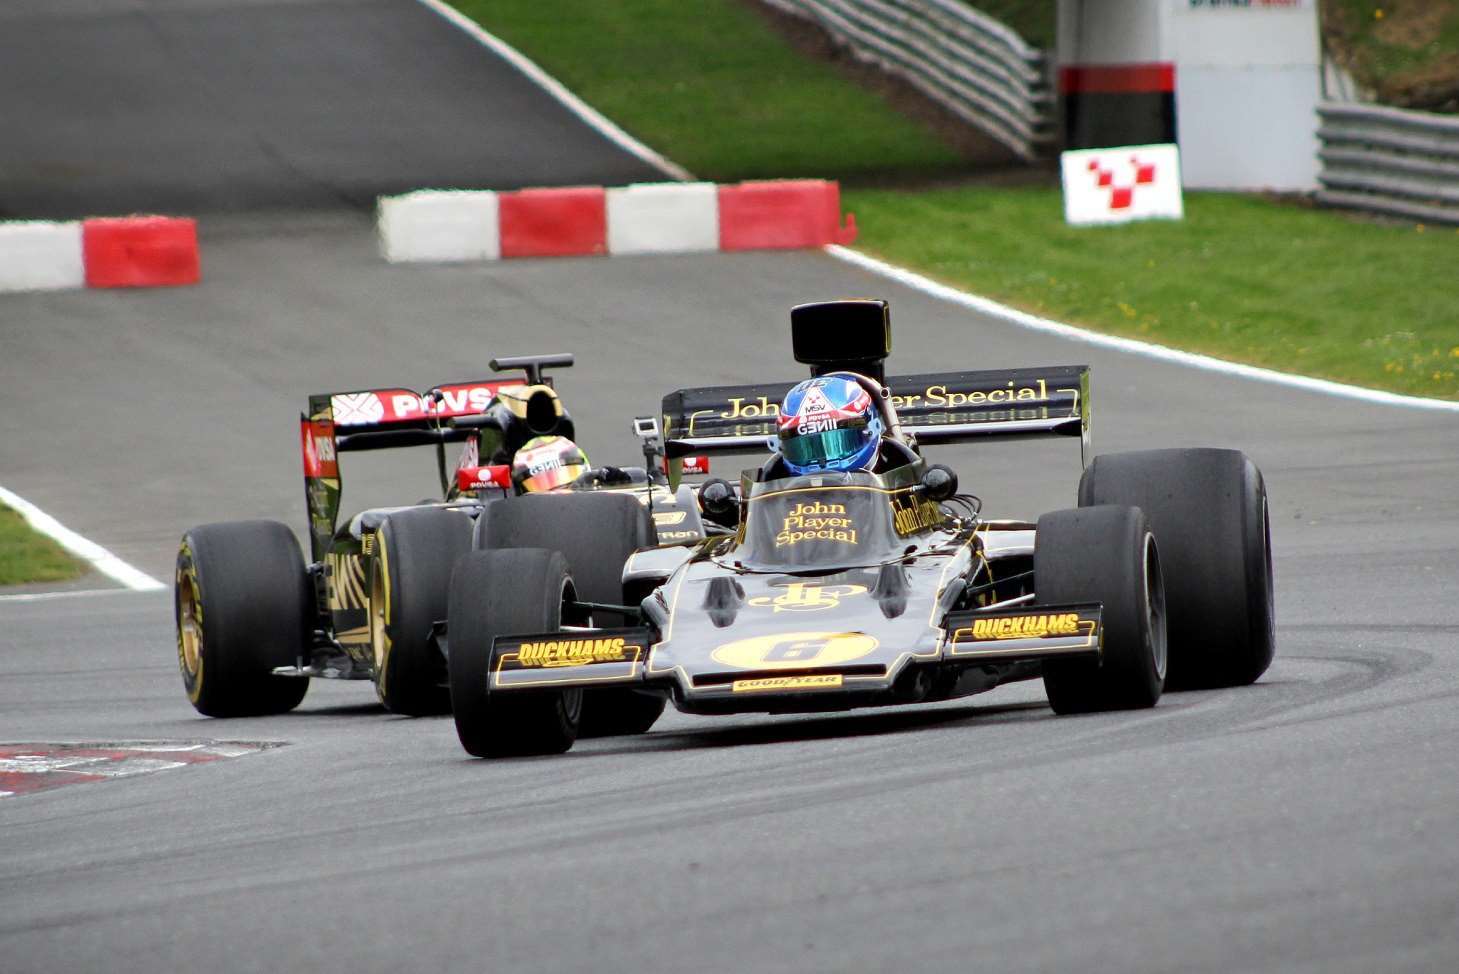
(587, 699), (1051, 756)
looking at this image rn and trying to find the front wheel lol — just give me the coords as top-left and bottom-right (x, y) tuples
(175, 520), (311, 717)
(578, 690), (666, 738)
(1036, 505), (1167, 714)
(1079, 448), (1274, 688)
(447, 548), (582, 757)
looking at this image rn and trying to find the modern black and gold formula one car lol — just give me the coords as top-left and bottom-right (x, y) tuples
(443, 300), (1275, 757)
(173, 354), (707, 726)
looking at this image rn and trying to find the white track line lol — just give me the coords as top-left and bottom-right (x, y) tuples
(412, 0), (693, 182)
(0, 485), (166, 592)
(0, 588), (141, 604)
(827, 245), (1459, 413)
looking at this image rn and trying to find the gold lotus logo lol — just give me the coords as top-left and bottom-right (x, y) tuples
(748, 583), (867, 613)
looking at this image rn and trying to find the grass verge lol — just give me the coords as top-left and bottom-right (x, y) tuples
(0, 503), (86, 586)
(843, 187), (1459, 400)
(452, 1), (1457, 401)
(450, 0), (965, 182)
(1323, 0), (1459, 112)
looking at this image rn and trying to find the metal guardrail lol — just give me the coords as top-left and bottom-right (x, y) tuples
(1316, 101), (1459, 225)
(759, 0), (1053, 160)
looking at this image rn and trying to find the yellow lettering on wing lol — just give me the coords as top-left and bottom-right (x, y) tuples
(919, 380), (1049, 411)
(966, 613), (1082, 640)
(515, 636), (633, 668)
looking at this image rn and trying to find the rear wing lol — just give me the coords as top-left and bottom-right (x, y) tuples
(300, 377), (524, 561)
(660, 365), (1090, 468)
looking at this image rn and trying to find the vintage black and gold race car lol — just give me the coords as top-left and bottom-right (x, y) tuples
(442, 300), (1275, 757)
(173, 354), (707, 725)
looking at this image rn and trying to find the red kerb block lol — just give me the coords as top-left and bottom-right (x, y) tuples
(717, 180), (857, 251)
(82, 216), (200, 288)
(498, 187), (607, 258)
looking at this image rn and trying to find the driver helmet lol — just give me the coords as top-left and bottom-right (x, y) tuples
(512, 435), (590, 493)
(775, 373), (884, 475)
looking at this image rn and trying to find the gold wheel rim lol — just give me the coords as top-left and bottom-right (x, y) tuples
(178, 580), (202, 675)
(370, 558), (388, 675)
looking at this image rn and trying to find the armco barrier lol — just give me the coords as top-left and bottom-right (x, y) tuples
(376, 179), (855, 263)
(499, 186), (608, 258)
(718, 180), (856, 250)
(758, 0), (1052, 160)
(1317, 101), (1459, 226)
(606, 182), (719, 255)
(378, 190), (500, 263)
(0, 222), (86, 293)
(0, 216), (199, 294)
(82, 216), (200, 288)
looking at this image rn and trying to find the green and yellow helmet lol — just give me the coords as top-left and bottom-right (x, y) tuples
(511, 436), (590, 493)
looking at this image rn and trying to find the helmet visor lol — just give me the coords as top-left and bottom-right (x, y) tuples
(780, 425), (869, 469)
(519, 461), (587, 493)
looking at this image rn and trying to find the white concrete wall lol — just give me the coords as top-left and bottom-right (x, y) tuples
(1056, 0), (1321, 191)
(1163, 2), (1320, 190)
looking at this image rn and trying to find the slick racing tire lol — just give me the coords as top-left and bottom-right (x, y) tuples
(448, 548), (582, 757)
(1036, 506), (1167, 714)
(175, 520), (311, 717)
(1079, 448), (1274, 689)
(370, 508), (472, 716)
(475, 492), (666, 738)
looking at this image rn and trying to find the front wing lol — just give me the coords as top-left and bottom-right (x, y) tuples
(485, 604), (1102, 701)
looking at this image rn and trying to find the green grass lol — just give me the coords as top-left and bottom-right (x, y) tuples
(0, 503), (86, 586)
(452, 0), (965, 181)
(843, 187), (1459, 399)
(1323, 0), (1459, 111)
(453, 1), (1458, 400)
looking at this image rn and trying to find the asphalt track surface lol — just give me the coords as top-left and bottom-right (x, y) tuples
(0, 0), (663, 218)
(4, 213), (1459, 972)
(4, 5), (1459, 973)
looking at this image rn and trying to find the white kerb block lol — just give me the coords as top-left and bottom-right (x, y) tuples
(606, 182), (719, 255)
(377, 190), (500, 263)
(0, 222), (85, 292)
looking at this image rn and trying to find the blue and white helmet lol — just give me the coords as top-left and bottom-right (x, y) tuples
(775, 373), (884, 475)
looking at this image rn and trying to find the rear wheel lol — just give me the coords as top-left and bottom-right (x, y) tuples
(1079, 448), (1274, 688)
(448, 548), (582, 757)
(175, 520), (311, 717)
(1036, 505), (1166, 714)
(475, 492), (665, 737)
(370, 507), (473, 716)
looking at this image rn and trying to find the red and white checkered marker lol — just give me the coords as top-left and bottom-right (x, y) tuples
(0, 742), (276, 798)
(1060, 144), (1184, 226)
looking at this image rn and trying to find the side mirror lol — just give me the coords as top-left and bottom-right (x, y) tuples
(698, 478), (736, 515)
(457, 465), (512, 493)
(920, 464), (958, 502)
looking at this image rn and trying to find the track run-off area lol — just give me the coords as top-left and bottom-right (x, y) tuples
(3, 2), (1458, 972)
